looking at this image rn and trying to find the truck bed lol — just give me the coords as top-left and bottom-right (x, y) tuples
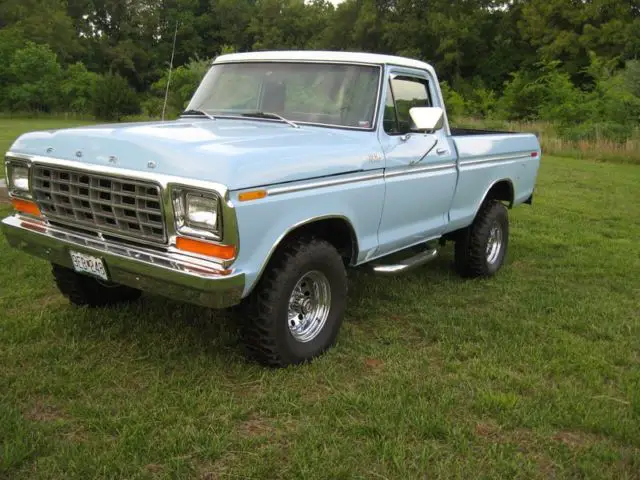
(450, 127), (516, 136)
(444, 131), (541, 233)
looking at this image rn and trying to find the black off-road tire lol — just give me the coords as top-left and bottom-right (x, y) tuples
(52, 264), (142, 307)
(241, 238), (348, 367)
(454, 200), (509, 278)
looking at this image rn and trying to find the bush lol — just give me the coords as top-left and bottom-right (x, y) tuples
(496, 62), (594, 125)
(452, 77), (496, 118)
(141, 95), (165, 119)
(92, 73), (140, 121)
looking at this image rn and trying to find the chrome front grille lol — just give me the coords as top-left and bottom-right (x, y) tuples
(32, 165), (167, 244)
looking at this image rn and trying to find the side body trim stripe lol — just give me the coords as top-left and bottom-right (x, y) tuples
(256, 151), (535, 196)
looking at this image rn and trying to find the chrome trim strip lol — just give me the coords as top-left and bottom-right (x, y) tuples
(459, 152), (532, 166)
(384, 162), (456, 179)
(267, 171), (383, 196)
(262, 162), (454, 196)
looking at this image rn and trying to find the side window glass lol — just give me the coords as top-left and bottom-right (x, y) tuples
(390, 75), (432, 133)
(383, 82), (399, 134)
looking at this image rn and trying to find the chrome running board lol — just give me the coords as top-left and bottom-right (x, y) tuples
(372, 247), (438, 275)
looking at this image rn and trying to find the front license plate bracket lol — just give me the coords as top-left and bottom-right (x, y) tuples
(69, 250), (109, 281)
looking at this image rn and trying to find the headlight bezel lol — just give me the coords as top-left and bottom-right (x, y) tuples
(172, 187), (222, 241)
(5, 158), (32, 199)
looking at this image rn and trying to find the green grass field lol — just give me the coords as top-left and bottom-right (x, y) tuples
(1, 119), (639, 479)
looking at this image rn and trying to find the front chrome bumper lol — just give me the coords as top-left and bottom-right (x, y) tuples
(1, 215), (245, 309)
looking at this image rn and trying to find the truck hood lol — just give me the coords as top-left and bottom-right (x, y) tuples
(9, 119), (377, 190)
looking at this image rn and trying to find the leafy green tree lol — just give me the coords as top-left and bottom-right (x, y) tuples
(0, 0), (82, 63)
(93, 72), (141, 121)
(61, 62), (99, 113)
(518, 0), (640, 84)
(623, 60), (640, 98)
(249, 0), (333, 51)
(496, 62), (588, 123)
(0, 28), (26, 109)
(6, 42), (63, 112)
(439, 81), (466, 121)
(148, 57), (211, 118)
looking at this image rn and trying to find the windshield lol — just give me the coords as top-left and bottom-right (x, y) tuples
(186, 62), (381, 129)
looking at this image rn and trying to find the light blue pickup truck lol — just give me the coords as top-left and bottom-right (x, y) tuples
(2, 51), (540, 366)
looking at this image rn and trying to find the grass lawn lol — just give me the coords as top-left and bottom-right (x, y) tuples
(1, 120), (639, 479)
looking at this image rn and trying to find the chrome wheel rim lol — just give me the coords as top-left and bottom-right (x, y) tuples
(287, 270), (331, 343)
(486, 222), (503, 264)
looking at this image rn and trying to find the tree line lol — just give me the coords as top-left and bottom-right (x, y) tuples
(0, 0), (638, 140)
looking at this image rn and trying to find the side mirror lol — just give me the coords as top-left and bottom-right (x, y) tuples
(409, 107), (445, 133)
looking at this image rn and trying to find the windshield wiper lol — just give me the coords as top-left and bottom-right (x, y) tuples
(241, 111), (299, 129)
(181, 109), (216, 120)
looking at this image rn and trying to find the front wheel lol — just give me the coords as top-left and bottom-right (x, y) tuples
(454, 200), (509, 278)
(241, 238), (348, 367)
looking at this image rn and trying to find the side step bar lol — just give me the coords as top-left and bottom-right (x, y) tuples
(372, 248), (438, 275)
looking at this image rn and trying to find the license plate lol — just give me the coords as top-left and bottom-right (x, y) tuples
(70, 251), (109, 281)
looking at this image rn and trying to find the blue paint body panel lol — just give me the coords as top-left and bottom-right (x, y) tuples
(10, 119), (383, 190)
(7, 56), (541, 299)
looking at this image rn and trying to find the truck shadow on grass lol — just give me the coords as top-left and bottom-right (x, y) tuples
(62, 248), (464, 366)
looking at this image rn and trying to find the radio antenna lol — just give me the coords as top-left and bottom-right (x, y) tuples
(162, 20), (179, 121)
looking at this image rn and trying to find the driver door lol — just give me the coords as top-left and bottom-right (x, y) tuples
(376, 69), (458, 256)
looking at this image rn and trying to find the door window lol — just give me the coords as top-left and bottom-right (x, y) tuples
(383, 75), (432, 134)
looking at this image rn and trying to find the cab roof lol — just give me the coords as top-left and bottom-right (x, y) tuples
(213, 50), (437, 77)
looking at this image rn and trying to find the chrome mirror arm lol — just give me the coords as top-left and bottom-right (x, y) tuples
(409, 138), (438, 165)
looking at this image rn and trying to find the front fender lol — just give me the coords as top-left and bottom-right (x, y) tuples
(230, 171), (385, 296)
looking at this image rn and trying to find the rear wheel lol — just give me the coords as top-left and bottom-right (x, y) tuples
(240, 237), (347, 367)
(454, 200), (509, 278)
(52, 264), (142, 307)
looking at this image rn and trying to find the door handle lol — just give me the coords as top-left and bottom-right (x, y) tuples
(436, 148), (448, 155)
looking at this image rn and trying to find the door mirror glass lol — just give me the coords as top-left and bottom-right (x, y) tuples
(409, 107), (444, 133)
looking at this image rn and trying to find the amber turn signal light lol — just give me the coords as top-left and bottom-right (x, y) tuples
(175, 237), (236, 260)
(238, 190), (267, 202)
(11, 198), (41, 217)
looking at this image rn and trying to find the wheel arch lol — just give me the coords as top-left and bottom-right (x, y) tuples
(443, 178), (515, 243)
(482, 178), (514, 209)
(247, 215), (359, 295)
